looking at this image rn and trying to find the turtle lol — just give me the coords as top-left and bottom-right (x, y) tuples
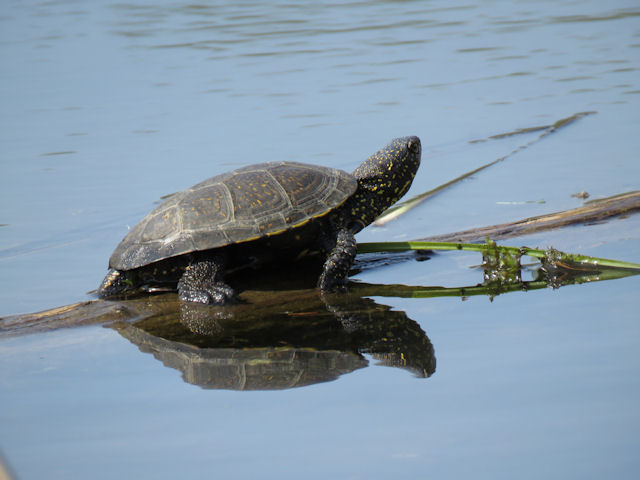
(98, 136), (421, 304)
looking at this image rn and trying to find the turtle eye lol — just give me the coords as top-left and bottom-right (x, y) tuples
(407, 137), (420, 154)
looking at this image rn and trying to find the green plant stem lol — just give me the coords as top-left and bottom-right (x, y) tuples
(357, 241), (640, 271)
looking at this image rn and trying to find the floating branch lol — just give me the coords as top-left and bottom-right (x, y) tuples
(374, 111), (596, 226)
(419, 190), (640, 243)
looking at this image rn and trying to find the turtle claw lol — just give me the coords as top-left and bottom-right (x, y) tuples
(177, 260), (237, 305)
(179, 283), (237, 305)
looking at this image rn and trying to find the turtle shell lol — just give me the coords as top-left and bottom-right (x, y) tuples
(110, 161), (357, 271)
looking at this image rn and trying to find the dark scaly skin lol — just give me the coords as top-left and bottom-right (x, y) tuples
(317, 136), (422, 291)
(317, 229), (358, 291)
(98, 136), (421, 304)
(177, 258), (235, 304)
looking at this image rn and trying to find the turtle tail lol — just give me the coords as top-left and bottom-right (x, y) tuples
(97, 269), (137, 298)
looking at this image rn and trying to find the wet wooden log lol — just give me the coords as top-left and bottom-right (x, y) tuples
(0, 288), (331, 338)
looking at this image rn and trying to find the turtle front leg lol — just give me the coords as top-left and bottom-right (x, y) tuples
(318, 229), (357, 292)
(178, 259), (236, 305)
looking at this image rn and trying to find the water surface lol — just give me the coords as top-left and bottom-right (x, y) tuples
(1, 1), (639, 479)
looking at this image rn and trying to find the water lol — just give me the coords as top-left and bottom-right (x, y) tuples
(1, 1), (639, 478)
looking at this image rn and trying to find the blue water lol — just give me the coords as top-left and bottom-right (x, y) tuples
(1, 1), (639, 478)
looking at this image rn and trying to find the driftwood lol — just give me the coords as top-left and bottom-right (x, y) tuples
(418, 191), (640, 243)
(1, 191), (638, 336)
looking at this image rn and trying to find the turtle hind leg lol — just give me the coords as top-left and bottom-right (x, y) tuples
(178, 259), (237, 305)
(318, 229), (357, 292)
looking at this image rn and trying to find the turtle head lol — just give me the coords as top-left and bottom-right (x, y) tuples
(348, 136), (421, 230)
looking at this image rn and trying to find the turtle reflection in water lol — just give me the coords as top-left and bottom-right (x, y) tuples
(111, 296), (435, 390)
(115, 325), (368, 390)
(98, 137), (421, 304)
